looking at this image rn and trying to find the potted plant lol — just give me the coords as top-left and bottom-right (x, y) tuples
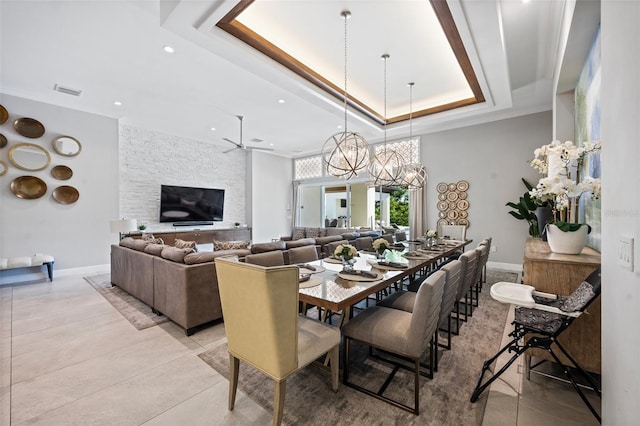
(234, 222), (241, 228)
(506, 178), (543, 238)
(138, 224), (147, 231)
(528, 140), (601, 254)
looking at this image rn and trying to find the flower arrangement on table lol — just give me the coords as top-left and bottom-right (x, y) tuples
(527, 140), (601, 253)
(528, 140), (601, 224)
(334, 243), (357, 261)
(425, 229), (437, 238)
(372, 238), (390, 256)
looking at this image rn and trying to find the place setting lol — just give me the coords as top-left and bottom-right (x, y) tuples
(296, 263), (326, 274)
(299, 272), (322, 288)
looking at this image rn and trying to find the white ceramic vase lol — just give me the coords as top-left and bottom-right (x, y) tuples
(546, 224), (588, 254)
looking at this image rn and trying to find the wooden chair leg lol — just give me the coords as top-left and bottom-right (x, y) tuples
(229, 355), (239, 410)
(330, 345), (339, 391)
(273, 379), (286, 426)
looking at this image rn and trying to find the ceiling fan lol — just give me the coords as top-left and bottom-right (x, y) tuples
(222, 115), (274, 153)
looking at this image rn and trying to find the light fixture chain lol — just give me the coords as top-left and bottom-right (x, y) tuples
(383, 54), (387, 146)
(343, 10), (348, 132)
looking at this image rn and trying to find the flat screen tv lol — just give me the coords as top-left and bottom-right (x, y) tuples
(159, 184), (225, 224)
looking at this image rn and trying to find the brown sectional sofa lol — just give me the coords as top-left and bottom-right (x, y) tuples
(110, 238), (250, 335)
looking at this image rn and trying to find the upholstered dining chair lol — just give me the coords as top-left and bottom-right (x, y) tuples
(453, 249), (478, 331)
(286, 244), (319, 265)
(377, 260), (462, 366)
(215, 257), (340, 426)
(438, 225), (467, 241)
(325, 239), (349, 258)
(342, 270), (445, 414)
(470, 245), (489, 308)
(244, 250), (285, 267)
(354, 236), (374, 252)
(477, 237), (492, 285)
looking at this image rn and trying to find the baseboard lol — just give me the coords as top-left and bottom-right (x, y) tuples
(0, 264), (110, 286)
(487, 261), (522, 273)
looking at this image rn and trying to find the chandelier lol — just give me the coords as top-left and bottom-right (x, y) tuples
(322, 10), (370, 180)
(369, 54), (406, 186)
(401, 82), (427, 189)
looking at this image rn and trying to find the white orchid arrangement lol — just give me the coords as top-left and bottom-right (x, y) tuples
(334, 244), (357, 260)
(528, 140), (601, 220)
(372, 238), (390, 253)
(425, 229), (438, 238)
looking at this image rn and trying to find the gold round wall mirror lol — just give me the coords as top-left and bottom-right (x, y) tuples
(52, 135), (82, 157)
(8, 142), (51, 171)
(0, 160), (7, 176)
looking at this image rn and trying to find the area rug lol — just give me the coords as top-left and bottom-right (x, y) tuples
(83, 274), (169, 330)
(198, 270), (518, 425)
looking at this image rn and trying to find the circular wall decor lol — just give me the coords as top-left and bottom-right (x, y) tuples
(456, 180), (469, 191)
(0, 105), (8, 125)
(0, 133), (7, 148)
(0, 160), (7, 176)
(435, 180), (470, 230)
(51, 165), (73, 180)
(52, 185), (79, 204)
(14, 117), (45, 138)
(10, 175), (47, 199)
(9, 142), (51, 171)
(52, 135), (82, 157)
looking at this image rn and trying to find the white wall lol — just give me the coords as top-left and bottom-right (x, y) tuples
(118, 125), (246, 231)
(601, 3), (640, 422)
(420, 111), (552, 266)
(0, 94), (118, 281)
(247, 150), (293, 242)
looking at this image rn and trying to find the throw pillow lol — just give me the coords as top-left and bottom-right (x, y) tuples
(213, 240), (250, 251)
(141, 233), (155, 241)
(195, 243), (214, 252)
(292, 227), (306, 240)
(160, 246), (195, 263)
(119, 237), (136, 248)
(175, 239), (197, 250)
(305, 228), (320, 239)
(184, 251), (218, 265)
(144, 243), (165, 256)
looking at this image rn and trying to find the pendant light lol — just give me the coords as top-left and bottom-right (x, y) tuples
(322, 10), (370, 180)
(369, 54), (405, 186)
(401, 82), (427, 189)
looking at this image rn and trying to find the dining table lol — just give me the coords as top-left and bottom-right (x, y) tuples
(298, 239), (473, 326)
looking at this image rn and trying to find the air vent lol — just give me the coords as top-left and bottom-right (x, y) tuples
(250, 138), (263, 143)
(53, 84), (82, 97)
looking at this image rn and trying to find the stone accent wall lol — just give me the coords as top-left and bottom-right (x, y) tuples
(119, 125), (246, 229)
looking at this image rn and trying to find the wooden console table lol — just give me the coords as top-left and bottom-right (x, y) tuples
(523, 238), (601, 373)
(130, 228), (251, 245)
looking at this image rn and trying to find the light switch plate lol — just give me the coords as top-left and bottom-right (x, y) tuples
(618, 236), (634, 272)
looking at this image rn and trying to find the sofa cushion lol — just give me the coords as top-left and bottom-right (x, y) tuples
(119, 237), (137, 249)
(175, 239), (197, 250)
(305, 227), (321, 239)
(214, 240), (250, 251)
(129, 239), (150, 251)
(285, 238), (317, 249)
(144, 243), (166, 256)
(161, 246), (195, 263)
(250, 241), (286, 254)
(341, 232), (360, 241)
(183, 249), (251, 265)
(292, 227), (306, 240)
(314, 235), (344, 245)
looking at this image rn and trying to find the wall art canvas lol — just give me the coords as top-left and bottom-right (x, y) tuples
(575, 25), (601, 251)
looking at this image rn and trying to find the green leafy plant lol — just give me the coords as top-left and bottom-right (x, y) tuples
(138, 224), (147, 231)
(553, 221), (592, 233)
(506, 178), (540, 237)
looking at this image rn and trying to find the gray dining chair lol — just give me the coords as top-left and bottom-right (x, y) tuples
(286, 244), (319, 265)
(452, 249), (478, 333)
(342, 270), (445, 414)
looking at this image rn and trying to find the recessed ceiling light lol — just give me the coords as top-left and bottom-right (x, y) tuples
(210, 127), (216, 131)
(278, 99), (285, 104)
(337, 125), (342, 129)
(269, 143), (274, 146)
(113, 101), (122, 106)
(163, 45), (175, 53)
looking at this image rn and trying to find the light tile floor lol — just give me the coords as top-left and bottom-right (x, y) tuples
(1, 273), (600, 425)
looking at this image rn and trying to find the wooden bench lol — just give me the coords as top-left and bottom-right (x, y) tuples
(0, 254), (55, 282)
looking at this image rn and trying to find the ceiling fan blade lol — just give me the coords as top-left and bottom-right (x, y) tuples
(222, 146), (238, 154)
(222, 137), (241, 148)
(246, 146), (275, 152)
